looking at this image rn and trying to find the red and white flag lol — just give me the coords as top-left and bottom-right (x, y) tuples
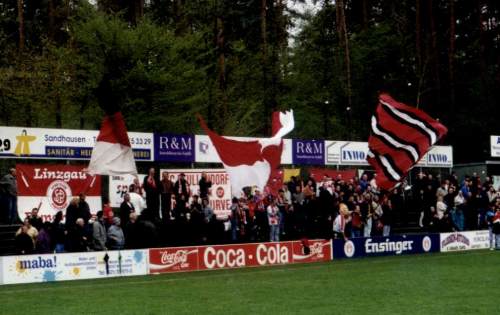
(87, 112), (137, 175)
(367, 94), (447, 190)
(198, 110), (294, 196)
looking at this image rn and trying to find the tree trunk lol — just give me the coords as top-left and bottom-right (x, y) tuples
(55, 93), (62, 128)
(361, 0), (369, 30)
(336, 0), (352, 109)
(416, 0), (422, 72)
(261, 0), (271, 133)
(427, 0), (441, 105)
(216, 16), (228, 131)
(448, 0), (455, 109)
(48, 0), (55, 41)
(17, 0), (24, 51)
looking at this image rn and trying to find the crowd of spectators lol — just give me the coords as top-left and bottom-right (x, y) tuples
(4, 167), (500, 255)
(412, 172), (500, 235)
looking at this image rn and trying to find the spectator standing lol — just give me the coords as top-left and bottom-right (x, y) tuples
(174, 173), (190, 202)
(107, 217), (125, 250)
(351, 205), (363, 237)
(15, 225), (34, 254)
(267, 198), (280, 242)
(125, 213), (139, 249)
(67, 218), (89, 252)
(143, 168), (160, 219)
(452, 191), (465, 231)
(65, 197), (80, 229)
(29, 207), (43, 231)
(102, 197), (114, 226)
(129, 185), (146, 216)
(160, 171), (174, 221)
(202, 198), (214, 223)
(1, 168), (19, 224)
(199, 172), (212, 200)
(120, 193), (135, 226)
(35, 222), (52, 254)
(229, 197), (242, 242)
(333, 204), (350, 239)
(92, 211), (107, 251)
(493, 207), (500, 250)
(78, 193), (91, 224)
(51, 211), (66, 253)
(16, 218), (38, 245)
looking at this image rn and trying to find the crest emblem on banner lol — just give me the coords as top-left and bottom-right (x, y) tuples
(47, 180), (72, 210)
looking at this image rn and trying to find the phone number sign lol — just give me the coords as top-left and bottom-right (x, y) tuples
(0, 126), (154, 161)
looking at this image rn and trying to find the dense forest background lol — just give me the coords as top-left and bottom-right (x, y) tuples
(0, 0), (498, 163)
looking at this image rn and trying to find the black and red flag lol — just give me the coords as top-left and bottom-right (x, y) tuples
(367, 94), (448, 190)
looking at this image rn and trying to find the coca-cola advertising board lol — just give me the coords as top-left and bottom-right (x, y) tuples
(16, 164), (101, 221)
(292, 239), (333, 263)
(160, 169), (231, 219)
(148, 240), (331, 274)
(149, 246), (199, 273)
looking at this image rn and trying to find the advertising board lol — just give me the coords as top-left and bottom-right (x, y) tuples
(1, 250), (148, 285)
(440, 230), (490, 252)
(160, 169), (231, 219)
(0, 126), (153, 161)
(149, 239), (331, 274)
(333, 234), (440, 259)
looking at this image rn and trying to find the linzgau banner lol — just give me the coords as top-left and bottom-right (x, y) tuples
(16, 164), (101, 222)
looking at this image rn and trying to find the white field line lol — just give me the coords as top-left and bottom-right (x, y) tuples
(0, 250), (495, 294)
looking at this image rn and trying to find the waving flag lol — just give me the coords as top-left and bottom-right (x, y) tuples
(198, 111), (294, 196)
(86, 112), (137, 176)
(367, 94), (447, 190)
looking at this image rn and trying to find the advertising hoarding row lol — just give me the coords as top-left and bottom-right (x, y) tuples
(0, 241), (330, 285)
(149, 239), (332, 273)
(0, 230), (492, 285)
(0, 126), (453, 167)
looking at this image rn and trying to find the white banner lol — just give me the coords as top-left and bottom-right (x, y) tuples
(325, 140), (453, 168)
(161, 169), (232, 219)
(491, 135), (500, 157)
(108, 174), (147, 208)
(0, 250), (148, 285)
(0, 126), (153, 161)
(423, 146), (453, 167)
(195, 135), (292, 165)
(440, 230), (490, 252)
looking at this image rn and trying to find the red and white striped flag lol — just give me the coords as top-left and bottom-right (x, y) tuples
(86, 112), (137, 176)
(367, 94), (447, 190)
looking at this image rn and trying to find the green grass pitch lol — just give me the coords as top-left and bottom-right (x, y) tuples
(0, 250), (498, 314)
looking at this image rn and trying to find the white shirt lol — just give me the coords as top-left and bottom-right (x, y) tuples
(436, 201), (447, 219)
(129, 192), (146, 214)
